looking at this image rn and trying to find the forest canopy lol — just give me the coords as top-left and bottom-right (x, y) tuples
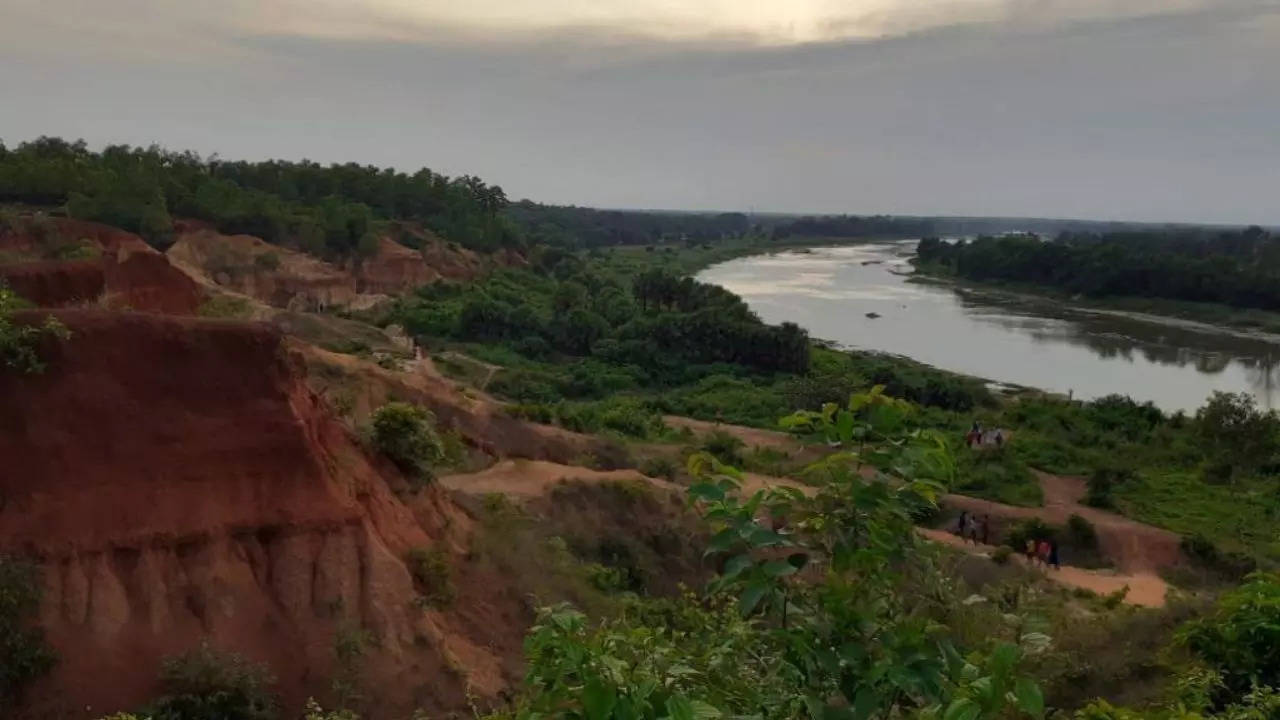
(0, 136), (519, 255)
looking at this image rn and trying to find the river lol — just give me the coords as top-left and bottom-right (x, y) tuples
(696, 241), (1280, 413)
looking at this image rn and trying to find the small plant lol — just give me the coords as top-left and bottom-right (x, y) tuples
(701, 429), (745, 465)
(369, 402), (444, 486)
(991, 546), (1013, 565)
(639, 456), (679, 480)
(405, 547), (455, 608)
(1086, 466), (1131, 508)
(331, 622), (373, 713)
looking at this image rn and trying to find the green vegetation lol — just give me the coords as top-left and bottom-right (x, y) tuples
(145, 642), (278, 720)
(916, 228), (1280, 315)
(1179, 573), (1280, 706)
(0, 283), (70, 374)
(405, 547), (456, 608)
(0, 556), (57, 705)
(0, 136), (517, 252)
(368, 402), (445, 485)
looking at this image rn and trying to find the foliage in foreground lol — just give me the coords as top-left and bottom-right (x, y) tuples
(500, 388), (1047, 720)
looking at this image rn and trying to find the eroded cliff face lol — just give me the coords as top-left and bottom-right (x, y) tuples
(0, 311), (478, 719)
(0, 218), (201, 313)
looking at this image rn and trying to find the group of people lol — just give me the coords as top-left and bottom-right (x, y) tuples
(1025, 536), (1062, 570)
(954, 511), (991, 545)
(964, 421), (1005, 449)
(954, 511), (1062, 570)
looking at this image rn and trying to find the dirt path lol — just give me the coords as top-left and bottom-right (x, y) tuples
(945, 471), (1182, 573)
(919, 528), (1168, 608)
(439, 459), (678, 499)
(663, 416), (802, 452)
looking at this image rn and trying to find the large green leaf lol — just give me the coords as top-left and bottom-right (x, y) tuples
(1014, 678), (1044, 719)
(942, 698), (980, 720)
(666, 694), (696, 720)
(738, 582), (770, 616)
(583, 677), (617, 720)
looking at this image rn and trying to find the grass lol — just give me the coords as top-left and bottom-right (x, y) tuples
(953, 448), (1044, 507)
(1114, 470), (1280, 562)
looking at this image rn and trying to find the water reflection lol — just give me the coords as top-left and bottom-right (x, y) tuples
(697, 242), (1280, 412)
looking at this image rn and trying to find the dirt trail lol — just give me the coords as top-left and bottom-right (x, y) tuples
(944, 472), (1182, 573)
(918, 528), (1168, 608)
(663, 416), (802, 452)
(440, 460), (678, 499)
(736, 471), (1170, 608)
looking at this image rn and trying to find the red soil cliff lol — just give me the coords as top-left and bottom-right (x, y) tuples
(0, 218), (201, 313)
(0, 311), (476, 719)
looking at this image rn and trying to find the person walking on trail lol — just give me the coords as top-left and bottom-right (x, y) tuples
(1048, 540), (1061, 570)
(956, 511), (969, 538)
(1025, 538), (1037, 562)
(1036, 539), (1051, 568)
(994, 429), (1005, 448)
(980, 515), (991, 545)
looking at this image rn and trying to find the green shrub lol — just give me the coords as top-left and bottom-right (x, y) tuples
(197, 295), (252, 319)
(1066, 514), (1099, 549)
(701, 430), (745, 466)
(639, 456), (679, 481)
(1085, 466), (1132, 508)
(405, 547), (455, 608)
(1178, 572), (1280, 704)
(1180, 533), (1256, 582)
(1005, 518), (1054, 552)
(0, 285), (70, 374)
(0, 556), (57, 705)
(147, 642), (278, 720)
(991, 546), (1013, 565)
(369, 402), (444, 485)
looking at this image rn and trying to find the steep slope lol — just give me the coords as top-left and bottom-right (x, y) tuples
(0, 310), (480, 719)
(0, 217), (201, 313)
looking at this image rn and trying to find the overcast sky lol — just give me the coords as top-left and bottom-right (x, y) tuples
(2, 0), (1278, 224)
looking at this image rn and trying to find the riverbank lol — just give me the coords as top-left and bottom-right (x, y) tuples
(911, 262), (1280, 337)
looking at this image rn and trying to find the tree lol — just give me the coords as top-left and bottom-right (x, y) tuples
(1178, 572), (1280, 706)
(369, 402), (445, 483)
(1194, 392), (1280, 482)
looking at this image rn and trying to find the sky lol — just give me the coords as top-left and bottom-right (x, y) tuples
(1, 0), (1278, 225)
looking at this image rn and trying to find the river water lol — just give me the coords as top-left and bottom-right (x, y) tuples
(697, 242), (1280, 413)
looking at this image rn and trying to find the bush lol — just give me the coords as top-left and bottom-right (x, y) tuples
(1180, 533), (1256, 582)
(369, 402), (444, 485)
(147, 641), (278, 720)
(639, 456), (679, 481)
(0, 556), (57, 705)
(991, 546), (1013, 565)
(701, 430), (745, 466)
(1005, 518), (1054, 552)
(1066, 514), (1099, 549)
(1085, 466), (1131, 508)
(1178, 572), (1280, 705)
(0, 284), (70, 374)
(405, 547), (455, 608)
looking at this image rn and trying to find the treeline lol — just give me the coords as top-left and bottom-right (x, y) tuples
(917, 227), (1280, 310)
(0, 136), (519, 255)
(505, 202), (756, 249)
(777, 213), (939, 239)
(390, 251), (809, 401)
